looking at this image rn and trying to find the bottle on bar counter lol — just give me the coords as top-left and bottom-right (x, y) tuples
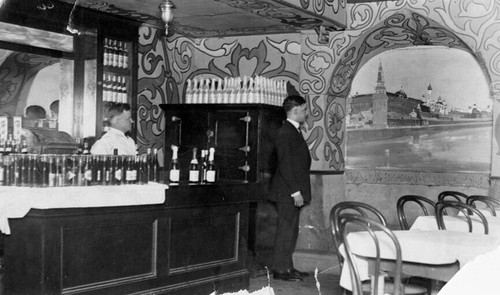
(169, 145), (179, 183)
(188, 147), (199, 183)
(138, 154), (148, 184)
(150, 148), (160, 183)
(20, 139), (28, 154)
(206, 147), (216, 183)
(82, 139), (90, 155)
(4, 134), (13, 155)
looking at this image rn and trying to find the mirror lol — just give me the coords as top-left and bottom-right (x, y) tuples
(0, 21), (93, 140)
(0, 49), (71, 131)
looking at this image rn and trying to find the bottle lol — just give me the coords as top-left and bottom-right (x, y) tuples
(112, 149), (122, 185)
(0, 156), (4, 186)
(20, 139), (28, 154)
(82, 140), (90, 155)
(83, 155), (93, 186)
(200, 149), (208, 183)
(103, 155), (111, 185)
(169, 145), (180, 183)
(0, 137), (5, 155)
(92, 155), (102, 185)
(188, 147), (199, 183)
(149, 148), (160, 183)
(66, 156), (77, 186)
(48, 156), (56, 187)
(4, 134), (13, 155)
(206, 147), (216, 183)
(139, 154), (148, 184)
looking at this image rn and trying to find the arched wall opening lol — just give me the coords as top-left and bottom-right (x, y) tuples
(325, 8), (493, 228)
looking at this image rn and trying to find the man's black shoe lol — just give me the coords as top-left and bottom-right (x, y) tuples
(291, 268), (310, 277)
(273, 269), (303, 281)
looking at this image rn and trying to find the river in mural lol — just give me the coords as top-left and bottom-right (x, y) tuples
(347, 123), (491, 172)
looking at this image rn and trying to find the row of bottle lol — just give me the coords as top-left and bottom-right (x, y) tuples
(103, 38), (129, 69)
(0, 150), (161, 187)
(168, 146), (216, 183)
(184, 76), (287, 106)
(102, 74), (128, 103)
(0, 134), (28, 155)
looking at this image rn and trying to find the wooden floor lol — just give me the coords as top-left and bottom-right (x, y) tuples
(248, 270), (342, 295)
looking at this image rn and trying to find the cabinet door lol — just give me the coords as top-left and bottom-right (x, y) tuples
(163, 109), (210, 181)
(211, 110), (251, 182)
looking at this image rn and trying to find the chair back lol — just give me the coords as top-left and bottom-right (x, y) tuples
(397, 195), (436, 230)
(466, 195), (500, 217)
(340, 214), (403, 295)
(437, 191), (468, 203)
(436, 201), (489, 234)
(330, 202), (387, 269)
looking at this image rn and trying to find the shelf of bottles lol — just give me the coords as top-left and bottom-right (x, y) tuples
(0, 148), (161, 187)
(102, 37), (131, 104)
(168, 145), (216, 184)
(184, 76), (287, 106)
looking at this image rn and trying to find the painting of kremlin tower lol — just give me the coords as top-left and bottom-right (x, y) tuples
(346, 62), (492, 172)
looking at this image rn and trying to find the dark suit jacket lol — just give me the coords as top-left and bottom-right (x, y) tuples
(269, 120), (312, 204)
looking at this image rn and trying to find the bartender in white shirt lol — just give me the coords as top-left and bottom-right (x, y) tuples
(91, 103), (137, 155)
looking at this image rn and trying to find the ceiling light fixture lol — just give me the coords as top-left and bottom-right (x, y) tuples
(159, 0), (175, 36)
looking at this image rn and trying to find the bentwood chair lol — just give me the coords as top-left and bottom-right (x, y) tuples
(437, 191), (468, 203)
(466, 195), (500, 217)
(340, 214), (428, 295)
(330, 202), (387, 270)
(397, 195), (436, 230)
(436, 201), (489, 234)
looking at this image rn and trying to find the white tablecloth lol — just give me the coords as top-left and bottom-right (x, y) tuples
(339, 230), (500, 290)
(411, 215), (500, 236)
(0, 183), (168, 234)
(437, 244), (500, 295)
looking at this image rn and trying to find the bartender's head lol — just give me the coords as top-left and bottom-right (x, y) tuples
(108, 103), (133, 133)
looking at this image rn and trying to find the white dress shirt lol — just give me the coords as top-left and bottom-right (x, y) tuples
(90, 127), (137, 155)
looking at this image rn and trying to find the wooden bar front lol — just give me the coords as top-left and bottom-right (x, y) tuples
(4, 183), (253, 295)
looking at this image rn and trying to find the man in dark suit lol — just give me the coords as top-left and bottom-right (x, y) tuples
(269, 95), (311, 281)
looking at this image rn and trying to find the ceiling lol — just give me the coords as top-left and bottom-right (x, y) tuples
(61, 0), (350, 38)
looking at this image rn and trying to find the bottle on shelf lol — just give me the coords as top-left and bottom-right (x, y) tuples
(206, 147), (216, 183)
(169, 145), (180, 183)
(188, 147), (199, 183)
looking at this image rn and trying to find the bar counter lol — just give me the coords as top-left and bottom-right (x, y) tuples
(3, 182), (255, 295)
